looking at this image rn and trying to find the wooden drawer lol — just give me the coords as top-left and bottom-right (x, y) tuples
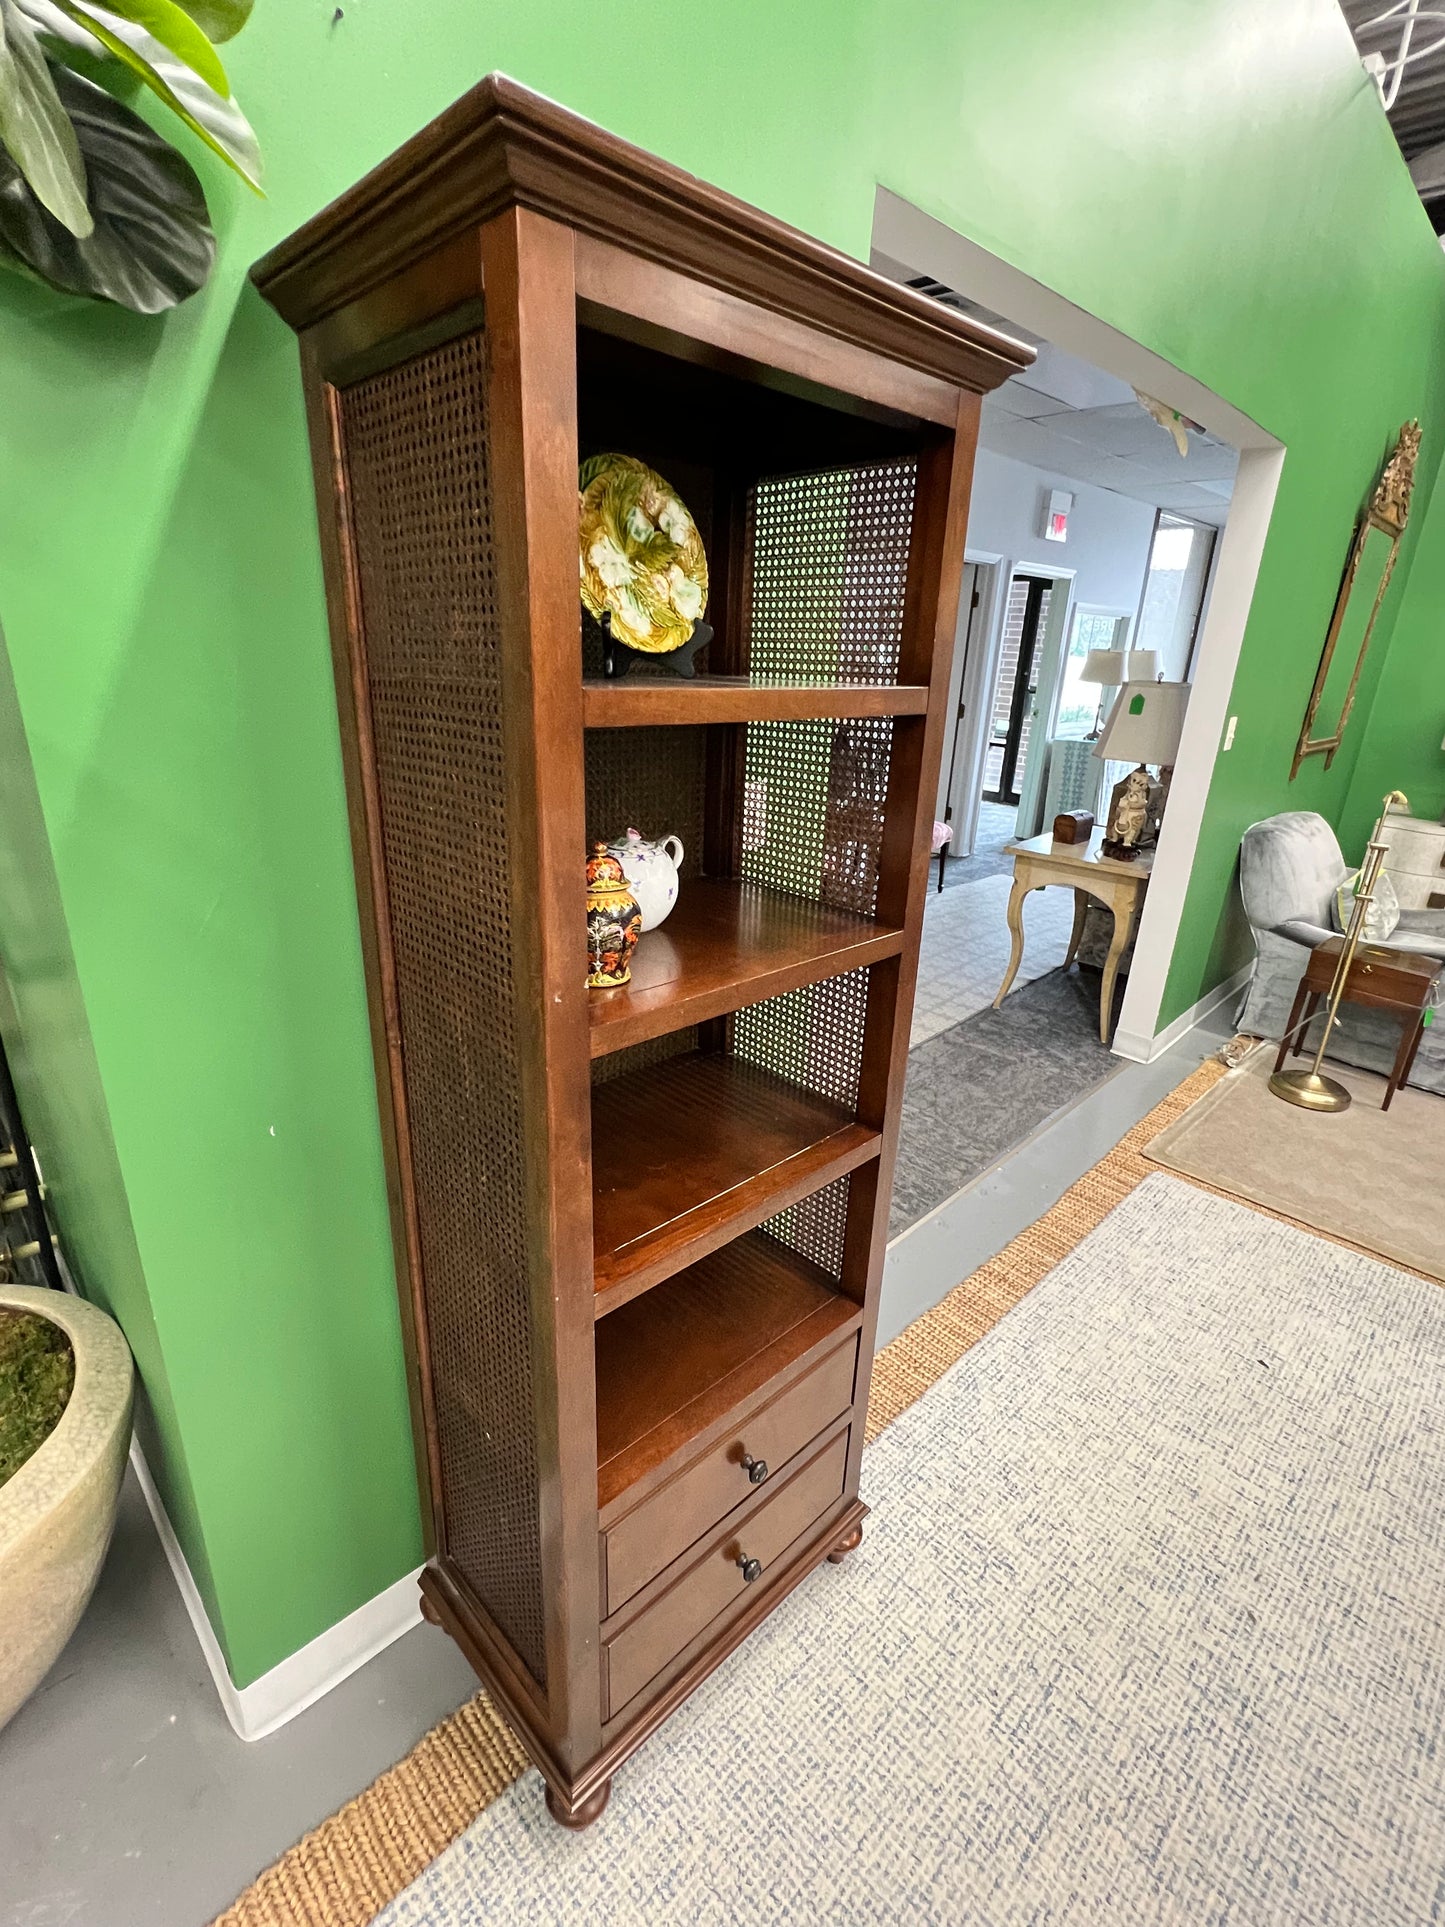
(602, 1336), (857, 1614)
(1309, 940), (1439, 1012)
(604, 1426), (849, 1718)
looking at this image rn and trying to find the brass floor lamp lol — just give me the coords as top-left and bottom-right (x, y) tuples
(1268, 792), (1408, 1114)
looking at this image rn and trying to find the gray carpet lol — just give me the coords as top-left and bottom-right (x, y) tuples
(936, 798), (1020, 888)
(379, 1177), (1445, 1925)
(937, 844), (1017, 887)
(889, 965), (1122, 1235)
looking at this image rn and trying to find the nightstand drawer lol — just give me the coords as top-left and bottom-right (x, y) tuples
(603, 1427), (849, 1718)
(602, 1336), (857, 1614)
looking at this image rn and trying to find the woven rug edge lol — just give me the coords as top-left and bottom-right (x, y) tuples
(213, 1052), (1231, 1927)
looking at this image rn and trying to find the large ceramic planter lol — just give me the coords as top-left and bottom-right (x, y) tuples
(0, 1285), (133, 1731)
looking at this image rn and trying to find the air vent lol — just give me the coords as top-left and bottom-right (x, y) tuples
(905, 273), (974, 314)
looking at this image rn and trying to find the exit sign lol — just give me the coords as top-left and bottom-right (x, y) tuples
(1042, 488), (1073, 543)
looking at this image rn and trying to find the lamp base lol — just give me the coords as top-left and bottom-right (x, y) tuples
(1268, 1068), (1352, 1113)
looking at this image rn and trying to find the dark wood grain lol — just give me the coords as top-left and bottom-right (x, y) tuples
(826, 1521), (865, 1562)
(251, 76), (1032, 397)
(477, 206), (602, 1773)
(582, 679), (930, 727)
(596, 1233), (856, 1504)
(1280, 937), (1440, 1110)
(574, 234), (960, 427)
(588, 880), (903, 1056)
(1304, 936), (1440, 1008)
(603, 1428), (849, 1716)
(256, 80), (990, 1828)
(601, 1305), (857, 1610)
(591, 1053), (880, 1313)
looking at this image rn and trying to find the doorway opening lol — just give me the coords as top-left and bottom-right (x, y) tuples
(985, 572), (1055, 806)
(872, 190), (1284, 1250)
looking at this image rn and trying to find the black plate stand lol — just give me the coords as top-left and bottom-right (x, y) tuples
(599, 611), (713, 679)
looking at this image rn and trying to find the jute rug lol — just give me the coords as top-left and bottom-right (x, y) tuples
(216, 1060), (1231, 1927)
(1145, 1046), (1445, 1282)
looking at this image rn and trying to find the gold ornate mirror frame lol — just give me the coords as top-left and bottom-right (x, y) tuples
(1290, 418), (1420, 780)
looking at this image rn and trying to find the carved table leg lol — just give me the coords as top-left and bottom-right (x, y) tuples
(545, 1778), (612, 1830)
(1098, 883), (1140, 1044)
(827, 1522), (864, 1564)
(992, 870), (1032, 1008)
(1064, 887), (1089, 970)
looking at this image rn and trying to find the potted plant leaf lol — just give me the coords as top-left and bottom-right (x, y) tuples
(0, 0), (261, 311)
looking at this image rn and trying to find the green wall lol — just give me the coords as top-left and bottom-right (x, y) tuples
(2, 0), (1443, 1687)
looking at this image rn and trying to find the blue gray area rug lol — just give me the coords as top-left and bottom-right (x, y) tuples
(891, 965), (1123, 1235)
(379, 1175), (1445, 1924)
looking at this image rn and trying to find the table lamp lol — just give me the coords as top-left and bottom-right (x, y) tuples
(1093, 679), (1189, 860)
(1079, 648), (1159, 737)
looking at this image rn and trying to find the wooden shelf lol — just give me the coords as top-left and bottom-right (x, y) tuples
(257, 69), (1001, 1820)
(595, 1234), (859, 1510)
(582, 678), (928, 728)
(589, 880), (902, 1058)
(591, 1053), (879, 1315)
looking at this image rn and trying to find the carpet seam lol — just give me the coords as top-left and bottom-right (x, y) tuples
(212, 1052), (1254, 1927)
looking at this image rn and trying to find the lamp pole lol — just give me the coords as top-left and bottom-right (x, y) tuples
(1268, 792), (1408, 1113)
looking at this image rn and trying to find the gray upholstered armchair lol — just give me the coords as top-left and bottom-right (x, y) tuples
(1236, 810), (1445, 1094)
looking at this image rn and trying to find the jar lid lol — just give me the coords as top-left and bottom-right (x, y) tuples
(587, 844), (627, 887)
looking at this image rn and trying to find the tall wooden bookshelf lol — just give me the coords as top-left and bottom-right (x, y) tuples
(253, 77), (1029, 1827)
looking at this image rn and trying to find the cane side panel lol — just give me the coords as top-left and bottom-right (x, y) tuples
(339, 331), (547, 1687)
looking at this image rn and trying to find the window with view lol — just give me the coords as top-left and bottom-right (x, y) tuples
(1054, 608), (1131, 741)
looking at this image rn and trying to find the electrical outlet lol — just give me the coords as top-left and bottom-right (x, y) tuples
(1222, 715), (1238, 751)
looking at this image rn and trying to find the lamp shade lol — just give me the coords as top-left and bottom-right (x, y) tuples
(1080, 649), (1128, 686)
(1080, 647), (1159, 686)
(1093, 680), (1190, 766)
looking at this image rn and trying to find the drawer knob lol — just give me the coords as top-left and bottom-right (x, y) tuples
(740, 1453), (769, 1486)
(737, 1553), (763, 1584)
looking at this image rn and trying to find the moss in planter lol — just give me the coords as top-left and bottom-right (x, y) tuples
(0, 1307), (75, 1488)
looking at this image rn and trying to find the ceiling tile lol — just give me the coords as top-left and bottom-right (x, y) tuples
(985, 380), (1073, 420)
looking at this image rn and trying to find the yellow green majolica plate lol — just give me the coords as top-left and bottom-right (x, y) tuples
(579, 453), (708, 654)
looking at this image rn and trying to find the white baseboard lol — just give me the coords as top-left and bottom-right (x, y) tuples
(129, 1440), (421, 1742)
(1111, 964), (1251, 1065)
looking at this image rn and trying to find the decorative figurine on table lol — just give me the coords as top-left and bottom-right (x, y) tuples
(1101, 766), (1153, 862)
(585, 844), (642, 988)
(579, 454), (713, 678)
(603, 828), (684, 930)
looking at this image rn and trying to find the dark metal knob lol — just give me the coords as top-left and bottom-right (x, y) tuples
(738, 1554), (763, 1584)
(740, 1453), (768, 1486)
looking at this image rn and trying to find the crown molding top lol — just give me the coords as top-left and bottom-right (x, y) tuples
(251, 74), (1032, 398)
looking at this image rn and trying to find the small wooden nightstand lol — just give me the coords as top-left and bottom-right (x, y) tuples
(1276, 938), (1440, 1110)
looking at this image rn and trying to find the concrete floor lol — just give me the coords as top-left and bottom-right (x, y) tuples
(0, 1006), (1233, 1927)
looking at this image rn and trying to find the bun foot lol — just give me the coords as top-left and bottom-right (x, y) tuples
(827, 1523), (864, 1564)
(545, 1778), (611, 1830)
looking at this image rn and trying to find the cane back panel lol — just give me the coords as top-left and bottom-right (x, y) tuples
(337, 329), (547, 1688)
